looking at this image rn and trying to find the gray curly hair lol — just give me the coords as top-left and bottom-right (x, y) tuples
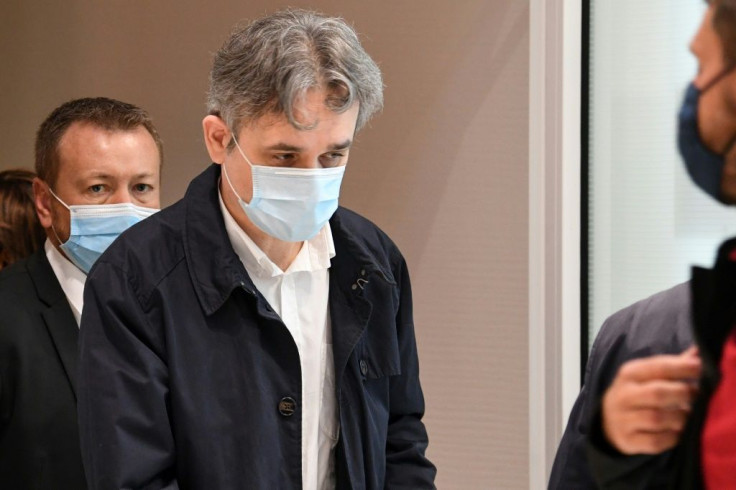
(207, 9), (384, 139)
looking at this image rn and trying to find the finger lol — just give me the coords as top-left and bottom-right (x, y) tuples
(616, 430), (681, 455)
(681, 345), (699, 359)
(623, 407), (690, 433)
(624, 380), (698, 410)
(618, 355), (702, 383)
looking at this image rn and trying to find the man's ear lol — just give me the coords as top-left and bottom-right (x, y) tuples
(202, 115), (232, 164)
(32, 177), (54, 229)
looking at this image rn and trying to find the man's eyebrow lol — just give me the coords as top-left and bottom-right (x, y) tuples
(263, 140), (353, 152)
(82, 172), (113, 180)
(328, 140), (352, 151)
(78, 172), (157, 181)
(265, 143), (303, 152)
(131, 172), (157, 180)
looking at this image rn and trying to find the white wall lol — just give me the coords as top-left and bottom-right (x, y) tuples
(587, 0), (736, 343)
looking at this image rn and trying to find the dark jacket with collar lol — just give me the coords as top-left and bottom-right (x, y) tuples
(549, 282), (693, 490)
(77, 164), (436, 490)
(585, 238), (736, 489)
(0, 247), (87, 489)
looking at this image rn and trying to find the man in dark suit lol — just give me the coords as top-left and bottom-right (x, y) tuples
(0, 97), (163, 489)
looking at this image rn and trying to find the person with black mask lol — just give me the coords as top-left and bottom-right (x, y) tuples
(549, 1), (736, 488)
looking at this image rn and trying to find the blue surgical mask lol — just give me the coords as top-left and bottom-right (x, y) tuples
(221, 134), (346, 242)
(678, 72), (736, 203)
(48, 188), (158, 273)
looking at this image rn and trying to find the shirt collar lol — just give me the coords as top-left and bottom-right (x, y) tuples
(44, 239), (86, 325)
(218, 189), (335, 278)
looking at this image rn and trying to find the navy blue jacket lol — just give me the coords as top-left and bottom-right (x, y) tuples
(77, 164), (436, 489)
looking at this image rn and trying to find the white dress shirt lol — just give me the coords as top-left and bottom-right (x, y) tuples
(44, 239), (86, 326)
(219, 192), (339, 490)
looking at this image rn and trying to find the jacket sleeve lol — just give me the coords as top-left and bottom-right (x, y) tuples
(576, 287), (692, 490)
(384, 257), (437, 489)
(548, 310), (623, 489)
(586, 404), (674, 490)
(547, 382), (597, 488)
(77, 260), (179, 490)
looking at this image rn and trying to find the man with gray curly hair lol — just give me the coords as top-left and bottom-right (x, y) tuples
(77, 9), (436, 490)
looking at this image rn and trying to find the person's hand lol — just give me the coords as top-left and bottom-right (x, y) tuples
(602, 346), (701, 455)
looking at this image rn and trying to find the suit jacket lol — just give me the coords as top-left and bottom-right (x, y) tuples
(0, 247), (87, 489)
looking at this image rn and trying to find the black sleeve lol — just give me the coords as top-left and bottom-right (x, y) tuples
(384, 257), (437, 488)
(548, 311), (620, 489)
(77, 261), (179, 490)
(586, 404), (674, 490)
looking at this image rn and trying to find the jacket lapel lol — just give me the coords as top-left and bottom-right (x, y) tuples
(27, 248), (80, 399)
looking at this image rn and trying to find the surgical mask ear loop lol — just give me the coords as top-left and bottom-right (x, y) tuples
(46, 185), (71, 211)
(230, 133), (256, 168)
(221, 131), (255, 204)
(221, 159), (243, 202)
(45, 184), (71, 246)
(50, 224), (66, 247)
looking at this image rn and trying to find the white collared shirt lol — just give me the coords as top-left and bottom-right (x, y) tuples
(219, 192), (339, 490)
(44, 239), (86, 326)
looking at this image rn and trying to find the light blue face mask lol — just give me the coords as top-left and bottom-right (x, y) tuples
(221, 134), (346, 242)
(48, 188), (158, 273)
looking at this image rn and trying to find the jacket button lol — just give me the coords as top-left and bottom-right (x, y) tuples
(278, 397), (297, 417)
(359, 359), (368, 376)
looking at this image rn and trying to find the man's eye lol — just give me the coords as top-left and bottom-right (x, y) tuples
(89, 184), (104, 193)
(134, 184), (151, 192)
(321, 153), (346, 167)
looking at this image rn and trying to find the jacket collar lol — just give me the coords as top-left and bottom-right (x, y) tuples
(26, 247), (80, 398)
(692, 237), (736, 381)
(183, 165), (253, 316)
(183, 164), (396, 316)
(329, 210), (396, 291)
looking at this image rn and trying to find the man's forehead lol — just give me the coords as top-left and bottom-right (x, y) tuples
(55, 124), (160, 182)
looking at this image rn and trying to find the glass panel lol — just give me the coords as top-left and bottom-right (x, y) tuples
(588, 0), (736, 345)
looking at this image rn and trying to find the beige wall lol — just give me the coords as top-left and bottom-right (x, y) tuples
(1, 1), (530, 487)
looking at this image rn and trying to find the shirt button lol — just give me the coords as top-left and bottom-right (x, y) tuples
(278, 397), (297, 417)
(359, 359), (368, 376)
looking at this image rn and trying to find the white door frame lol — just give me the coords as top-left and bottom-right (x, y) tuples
(528, 0), (582, 486)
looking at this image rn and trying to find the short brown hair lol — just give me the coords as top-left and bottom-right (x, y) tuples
(35, 97), (164, 187)
(0, 169), (45, 270)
